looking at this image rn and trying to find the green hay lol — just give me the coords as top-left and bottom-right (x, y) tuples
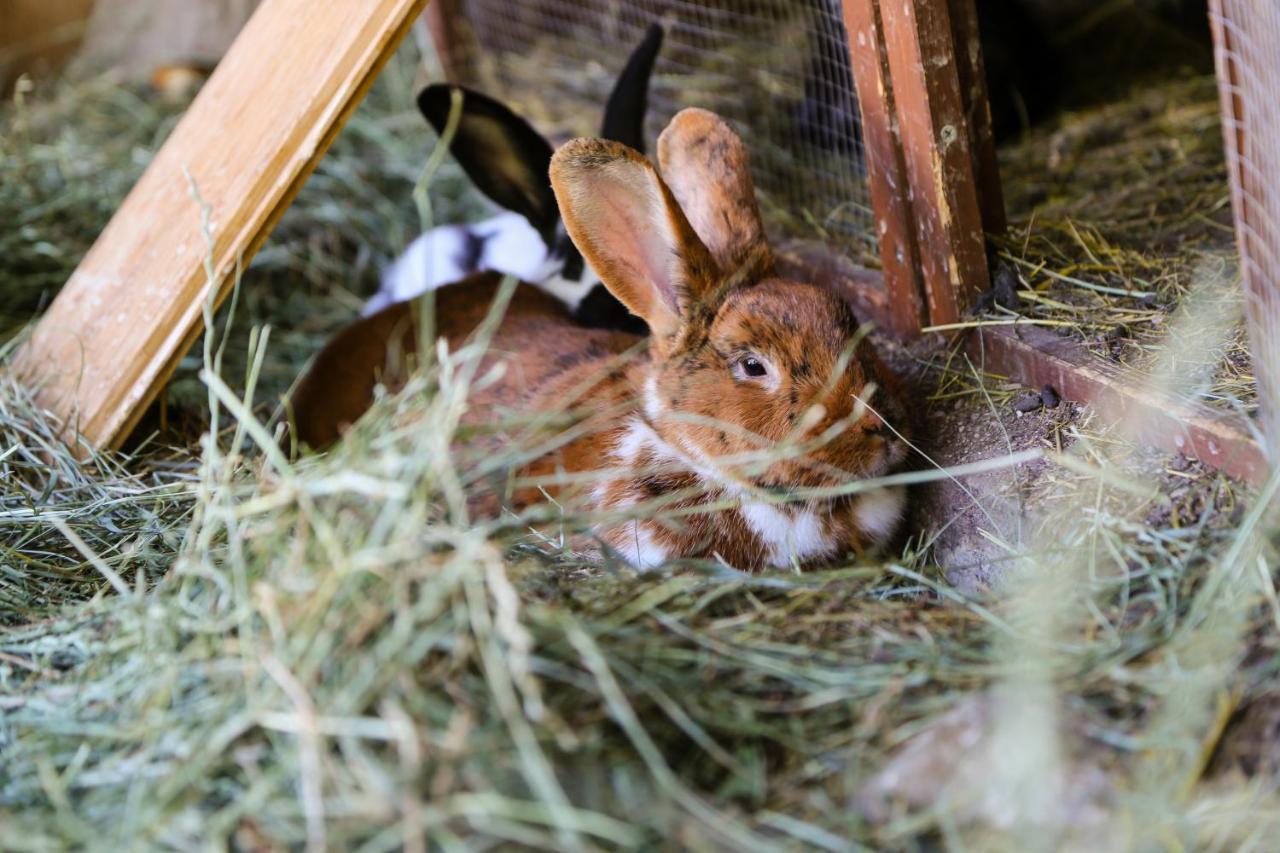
(2, 39), (1279, 850)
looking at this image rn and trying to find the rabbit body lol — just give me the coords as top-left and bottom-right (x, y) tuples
(292, 109), (910, 571)
(296, 275), (905, 571)
(364, 212), (546, 316)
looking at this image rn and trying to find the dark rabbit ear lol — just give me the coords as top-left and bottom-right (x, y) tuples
(417, 85), (558, 243)
(600, 22), (664, 152)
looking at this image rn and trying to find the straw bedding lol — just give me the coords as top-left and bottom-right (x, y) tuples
(1, 40), (1277, 850)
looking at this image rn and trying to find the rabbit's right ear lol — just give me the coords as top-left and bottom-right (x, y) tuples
(417, 85), (558, 243)
(550, 139), (719, 343)
(657, 108), (772, 279)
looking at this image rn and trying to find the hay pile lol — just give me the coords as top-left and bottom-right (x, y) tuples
(3, 42), (1280, 849)
(989, 73), (1256, 415)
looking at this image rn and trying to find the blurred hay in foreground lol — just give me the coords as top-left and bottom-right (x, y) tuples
(1, 40), (1279, 850)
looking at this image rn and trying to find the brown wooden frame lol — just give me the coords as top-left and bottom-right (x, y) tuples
(840, 0), (926, 337)
(967, 325), (1265, 483)
(1207, 0), (1280, 455)
(9, 0), (1272, 485)
(12, 0), (429, 451)
(838, 0), (1267, 482)
(844, 0), (996, 333)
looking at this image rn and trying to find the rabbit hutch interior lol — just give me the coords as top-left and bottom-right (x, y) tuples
(420, 0), (1278, 484)
(6, 0), (1280, 846)
(16, 0), (1276, 485)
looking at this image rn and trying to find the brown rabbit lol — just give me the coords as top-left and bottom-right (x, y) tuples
(291, 108), (910, 570)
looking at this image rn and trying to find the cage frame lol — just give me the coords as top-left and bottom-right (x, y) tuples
(851, 0), (1265, 483)
(426, 0), (1269, 482)
(6, 0), (1275, 485)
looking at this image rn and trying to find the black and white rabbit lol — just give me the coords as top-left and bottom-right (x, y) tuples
(365, 23), (664, 335)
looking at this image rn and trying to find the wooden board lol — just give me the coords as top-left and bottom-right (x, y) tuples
(841, 0), (926, 338)
(877, 0), (990, 326)
(1208, 0), (1280, 451)
(945, 0), (1006, 236)
(1, 0), (95, 91)
(13, 0), (429, 451)
(968, 324), (1265, 484)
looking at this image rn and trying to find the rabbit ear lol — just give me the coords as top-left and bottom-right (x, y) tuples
(417, 85), (558, 243)
(550, 139), (720, 341)
(657, 108), (772, 278)
(600, 23), (664, 151)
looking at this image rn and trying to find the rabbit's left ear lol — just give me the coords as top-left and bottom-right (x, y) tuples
(550, 139), (720, 342)
(657, 108), (772, 279)
(417, 85), (558, 243)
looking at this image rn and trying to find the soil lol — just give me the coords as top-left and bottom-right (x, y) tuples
(877, 329), (1244, 595)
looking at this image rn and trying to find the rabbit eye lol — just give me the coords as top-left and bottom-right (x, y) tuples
(735, 356), (768, 379)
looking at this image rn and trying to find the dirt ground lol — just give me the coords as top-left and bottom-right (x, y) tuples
(889, 331), (1245, 595)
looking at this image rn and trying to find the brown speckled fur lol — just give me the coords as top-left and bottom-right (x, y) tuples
(291, 109), (911, 571)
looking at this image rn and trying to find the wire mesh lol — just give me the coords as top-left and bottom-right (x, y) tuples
(1209, 1), (1280, 447)
(439, 0), (875, 264)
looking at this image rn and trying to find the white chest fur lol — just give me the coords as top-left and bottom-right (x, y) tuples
(738, 502), (833, 568)
(599, 418), (905, 570)
(855, 485), (907, 545)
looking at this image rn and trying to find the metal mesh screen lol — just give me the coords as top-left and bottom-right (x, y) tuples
(1209, 1), (1280, 447)
(438, 0), (875, 263)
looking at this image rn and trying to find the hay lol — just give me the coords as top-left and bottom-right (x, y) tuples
(988, 73), (1257, 415)
(3, 39), (1280, 849)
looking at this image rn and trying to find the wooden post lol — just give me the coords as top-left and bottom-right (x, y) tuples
(842, 0), (927, 338)
(1208, 0), (1280, 453)
(945, 0), (1006, 236)
(13, 0), (429, 451)
(877, 0), (990, 326)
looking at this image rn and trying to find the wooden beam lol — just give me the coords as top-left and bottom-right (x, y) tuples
(1208, 0), (1280, 452)
(13, 0), (429, 451)
(945, 0), (1006, 236)
(967, 324), (1266, 484)
(877, 0), (990, 326)
(842, 0), (926, 338)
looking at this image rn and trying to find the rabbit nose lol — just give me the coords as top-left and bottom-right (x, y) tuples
(859, 409), (891, 436)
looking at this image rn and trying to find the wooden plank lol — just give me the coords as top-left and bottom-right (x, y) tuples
(878, 0), (990, 326)
(841, 0), (926, 338)
(1208, 0), (1280, 451)
(13, 0), (429, 451)
(967, 324), (1266, 484)
(1, 0), (95, 91)
(945, 0), (1006, 236)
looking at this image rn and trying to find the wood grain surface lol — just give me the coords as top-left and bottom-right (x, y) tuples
(13, 0), (429, 450)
